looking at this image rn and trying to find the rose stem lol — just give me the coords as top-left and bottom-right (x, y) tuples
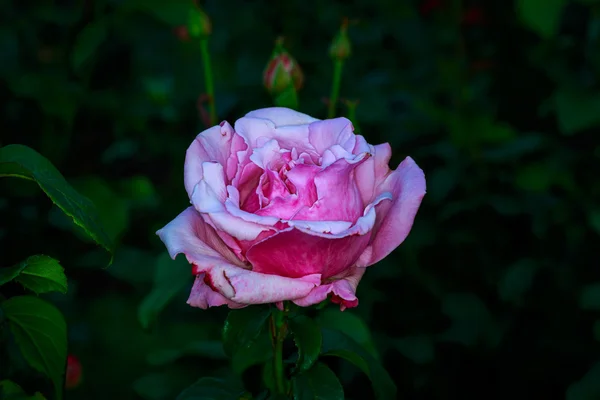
(200, 38), (217, 126)
(271, 304), (288, 394)
(327, 59), (344, 119)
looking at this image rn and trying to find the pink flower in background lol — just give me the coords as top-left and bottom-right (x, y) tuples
(157, 107), (426, 310)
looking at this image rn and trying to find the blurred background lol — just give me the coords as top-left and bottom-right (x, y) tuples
(2, 0), (600, 398)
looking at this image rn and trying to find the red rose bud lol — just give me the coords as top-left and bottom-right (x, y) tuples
(263, 39), (303, 95)
(187, 4), (211, 38)
(65, 354), (82, 389)
(329, 18), (351, 60)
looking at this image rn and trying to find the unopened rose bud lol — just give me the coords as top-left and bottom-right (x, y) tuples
(329, 18), (351, 60)
(188, 4), (211, 38)
(263, 39), (303, 95)
(65, 354), (82, 389)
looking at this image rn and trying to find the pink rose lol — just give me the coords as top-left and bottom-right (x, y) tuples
(157, 108), (426, 310)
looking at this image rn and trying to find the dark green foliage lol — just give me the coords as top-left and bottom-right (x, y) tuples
(1, 0), (600, 398)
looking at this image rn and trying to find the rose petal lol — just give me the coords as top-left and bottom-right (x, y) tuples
(359, 156), (426, 266)
(244, 107), (319, 127)
(355, 142), (392, 204)
(235, 116), (318, 155)
(156, 206), (243, 268)
(191, 167), (274, 241)
(184, 121), (238, 198)
(188, 274), (245, 309)
(293, 155), (368, 223)
(308, 117), (356, 155)
(247, 225), (371, 279)
(293, 267), (366, 311)
(197, 264), (321, 305)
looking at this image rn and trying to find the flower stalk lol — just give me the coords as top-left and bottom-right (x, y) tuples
(271, 304), (289, 395)
(328, 18), (352, 118)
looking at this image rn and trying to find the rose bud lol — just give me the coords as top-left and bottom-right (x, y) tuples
(263, 40), (304, 96)
(329, 18), (352, 60)
(65, 354), (82, 389)
(157, 108), (426, 311)
(187, 3), (211, 38)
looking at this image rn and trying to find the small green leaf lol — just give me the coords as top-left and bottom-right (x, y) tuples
(138, 253), (191, 329)
(567, 362), (600, 400)
(1, 296), (67, 400)
(579, 283), (600, 310)
(147, 340), (227, 366)
(0, 145), (114, 263)
(177, 377), (249, 400)
(555, 89), (600, 135)
(316, 309), (378, 359)
(393, 336), (435, 365)
(72, 21), (108, 73)
(222, 306), (272, 357)
(0, 380), (48, 400)
(0, 264), (27, 286)
(292, 362), (344, 400)
(289, 315), (322, 374)
(517, 0), (566, 38)
(497, 259), (539, 305)
(321, 328), (396, 400)
(9, 255), (67, 295)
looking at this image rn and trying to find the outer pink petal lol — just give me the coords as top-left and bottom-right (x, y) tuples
(308, 117), (356, 155)
(156, 206), (242, 267)
(184, 121), (239, 198)
(188, 274), (245, 309)
(246, 226), (371, 279)
(293, 267), (366, 311)
(359, 156), (426, 266)
(196, 264), (321, 305)
(244, 107), (318, 127)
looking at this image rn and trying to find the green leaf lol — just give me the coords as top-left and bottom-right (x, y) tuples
(0, 380), (48, 400)
(72, 21), (108, 73)
(555, 89), (600, 134)
(438, 292), (501, 348)
(1, 296), (67, 400)
(0, 144), (114, 263)
(231, 328), (272, 375)
(316, 309), (378, 359)
(321, 328), (396, 400)
(292, 362), (344, 400)
(567, 362), (600, 400)
(393, 335), (435, 365)
(0, 263), (27, 286)
(147, 340), (227, 366)
(222, 306), (272, 357)
(497, 259), (539, 305)
(579, 283), (600, 310)
(290, 316), (322, 374)
(8, 255), (67, 295)
(517, 0), (566, 38)
(177, 377), (249, 400)
(137, 253), (191, 329)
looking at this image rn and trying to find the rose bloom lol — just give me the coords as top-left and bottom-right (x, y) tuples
(157, 108), (425, 310)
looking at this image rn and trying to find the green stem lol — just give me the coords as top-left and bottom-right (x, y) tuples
(327, 59), (344, 119)
(200, 38), (217, 126)
(271, 305), (288, 395)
